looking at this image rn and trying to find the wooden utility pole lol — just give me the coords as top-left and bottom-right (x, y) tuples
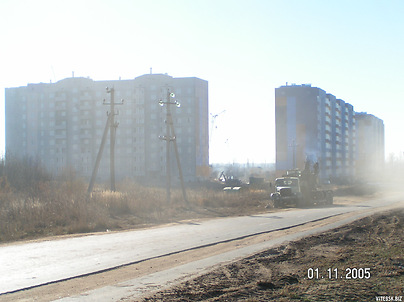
(104, 87), (123, 191)
(108, 87), (117, 191)
(159, 89), (187, 204)
(165, 96), (172, 203)
(87, 87), (123, 193)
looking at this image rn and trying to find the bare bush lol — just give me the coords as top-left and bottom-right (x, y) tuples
(0, 154), (51, 195)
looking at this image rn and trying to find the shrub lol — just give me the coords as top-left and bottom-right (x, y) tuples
(1, 154), (51, 195)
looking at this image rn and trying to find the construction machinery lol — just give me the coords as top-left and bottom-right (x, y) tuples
(270, 161), (333, 207)
(218, 171), (242, 189)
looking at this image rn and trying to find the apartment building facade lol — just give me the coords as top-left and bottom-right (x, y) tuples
(5, 73), (209, 183)
(355, 112), (385, 178)
(275, 84), (356, 182)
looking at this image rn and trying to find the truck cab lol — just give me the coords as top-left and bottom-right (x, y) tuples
(271, 176), (303, 207)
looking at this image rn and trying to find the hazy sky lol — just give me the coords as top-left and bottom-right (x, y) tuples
(1, 0), (403, 163)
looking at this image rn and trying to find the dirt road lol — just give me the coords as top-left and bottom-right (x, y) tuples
(141, 208), (404, 302)
(1, 194), (402, 302)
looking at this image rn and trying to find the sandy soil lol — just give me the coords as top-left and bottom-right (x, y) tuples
(141, 208), (404, 302)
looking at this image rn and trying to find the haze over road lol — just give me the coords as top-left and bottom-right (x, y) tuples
(1, 195), (403, 295)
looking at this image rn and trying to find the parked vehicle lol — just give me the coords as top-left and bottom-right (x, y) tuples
(271, 162), (333, 207)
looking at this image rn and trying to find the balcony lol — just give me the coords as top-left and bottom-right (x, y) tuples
(80, 119), (92, 129)
(55, 103), (66, 110)
(55, 121), (67, 129)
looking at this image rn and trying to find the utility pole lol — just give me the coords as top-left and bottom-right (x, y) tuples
(87, 114), (111, 193)
(87, 87), (123, 193)
(289, 139), (299, 169)
(104, 87), (124, 191)
(159, 89), (187, 204)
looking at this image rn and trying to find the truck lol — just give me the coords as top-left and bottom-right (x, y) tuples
(270, 161), (333, 208)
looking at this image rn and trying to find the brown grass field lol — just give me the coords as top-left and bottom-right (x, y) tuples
(0, 155), (388, 244)
(0, 173), (272, 243)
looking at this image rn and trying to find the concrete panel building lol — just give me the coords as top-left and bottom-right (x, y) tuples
(5, 73), (209, 183)
(355, 112), (385, 179)
(275, 84), (356, 182)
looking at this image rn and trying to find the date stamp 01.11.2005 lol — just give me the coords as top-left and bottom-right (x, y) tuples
(306, 267), (371, 280)
(306, 268), (402, 301)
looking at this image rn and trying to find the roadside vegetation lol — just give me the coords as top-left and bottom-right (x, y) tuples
(0, 155), (391, 244)
(0, 156), (270, 243)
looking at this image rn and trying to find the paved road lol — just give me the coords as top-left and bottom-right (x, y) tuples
(0, 195), (402, 295)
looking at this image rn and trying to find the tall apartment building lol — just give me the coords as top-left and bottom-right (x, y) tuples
(275, 84), (356, 182)
(5, 73), (209, 182)
(355, 112), (385, 178)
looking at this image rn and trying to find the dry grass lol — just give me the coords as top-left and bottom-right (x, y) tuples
(0, 158), (271, 243)
(0, 179), (106, 241)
